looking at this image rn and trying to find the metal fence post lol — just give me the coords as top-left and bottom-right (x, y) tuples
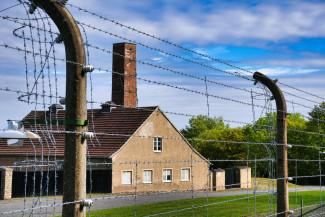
(253, 72), (288, 217)
(32, 1), (87, 216)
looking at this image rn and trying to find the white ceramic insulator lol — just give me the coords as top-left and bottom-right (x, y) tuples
(286, 144), (292, 149)
(286, 177), (293, 182)
(81, 199), (93, 207)
(82, 65), (94, 73)
(83, 132), (94, 140)
(287, 210), (294, 214)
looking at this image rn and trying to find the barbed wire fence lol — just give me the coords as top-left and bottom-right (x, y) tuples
(0, 0), (324, 216)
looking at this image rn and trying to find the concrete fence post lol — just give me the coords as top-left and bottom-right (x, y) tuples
(253, 72), (288, 217)
(31, 1), (87, 216)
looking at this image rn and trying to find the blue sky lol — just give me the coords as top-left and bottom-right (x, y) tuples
(0, 0), (324, 130)
(71, 0), (325, 78)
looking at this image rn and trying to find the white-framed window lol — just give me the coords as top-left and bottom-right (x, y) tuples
(163, 169), (172, 182)
(122, 171), (132, 185)
(154, 137), (162, 152)
(143, 170), (153, 184)
(181, 168), (190, 181)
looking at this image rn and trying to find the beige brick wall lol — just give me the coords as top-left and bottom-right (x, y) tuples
(235, 166), (251, 188)
(212, 169), (225, 191)
(0, 168), (13, 200)
(111, 110), (210, 193)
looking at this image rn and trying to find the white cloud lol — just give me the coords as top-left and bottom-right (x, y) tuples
(151, 57), (164, 62)
(80, 0), (325, 45)
(256, 58), (325, 68)
(1, 0), (324, 131)
(253, 67), (319, 76)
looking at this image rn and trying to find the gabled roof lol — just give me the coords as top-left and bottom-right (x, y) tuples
(0, 106), (157, 158)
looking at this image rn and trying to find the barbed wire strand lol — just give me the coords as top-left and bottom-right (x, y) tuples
(67, 3), (253, 75)
(68, 2), (325, 104)
(1, 2), (325, 216)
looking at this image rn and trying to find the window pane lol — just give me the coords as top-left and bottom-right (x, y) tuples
(143, 170), (152, 183)
(154, 137), (162, 152)
(163, 169), (172, 182)
(122, 171), (132, 185)
(182, 169), (190, 181)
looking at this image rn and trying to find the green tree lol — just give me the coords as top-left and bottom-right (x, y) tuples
(180, 115), (228, 139)
(286, 113), (320, 185)
(194, 127), (246, 169)
(304, 102), (325, 185)
(245, 112), (321, 184)
(181, 107), (325, 184)
(307, 102), (325, 133)
(242, 122), (273, 177)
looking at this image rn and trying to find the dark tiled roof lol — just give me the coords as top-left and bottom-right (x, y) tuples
(0, 107), (157, 158)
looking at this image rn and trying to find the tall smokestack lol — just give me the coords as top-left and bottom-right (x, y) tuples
(112, 43), (137, 108)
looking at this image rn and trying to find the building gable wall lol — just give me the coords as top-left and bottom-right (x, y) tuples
(111, 110), (210, 193)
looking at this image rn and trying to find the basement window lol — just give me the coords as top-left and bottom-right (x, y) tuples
(154, 137), (162, 152)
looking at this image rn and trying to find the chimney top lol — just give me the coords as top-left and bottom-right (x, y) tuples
(48, 104), (63, 114)
(101, 101), (117, 113)
(113, 42), (136, 46)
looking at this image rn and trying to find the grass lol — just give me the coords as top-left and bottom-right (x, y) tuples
(79, 191), (325, 217)
(15, 178), (307, 216)
(253, 177), (302, 190)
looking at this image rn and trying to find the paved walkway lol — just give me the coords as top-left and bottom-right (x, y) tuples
(0, 186), (323, 216)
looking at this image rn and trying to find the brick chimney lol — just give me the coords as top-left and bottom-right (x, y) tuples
(112, 43), (137, 108)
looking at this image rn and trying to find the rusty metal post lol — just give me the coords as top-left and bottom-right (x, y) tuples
(32, 1), (87, 216)
(253, 72), (288, 217)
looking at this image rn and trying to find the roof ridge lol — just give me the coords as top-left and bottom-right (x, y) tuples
(5, 105), (158, 158)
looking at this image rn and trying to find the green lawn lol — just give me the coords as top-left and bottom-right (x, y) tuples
(82, 191), (325, 217)
(253, 178), (301, 190)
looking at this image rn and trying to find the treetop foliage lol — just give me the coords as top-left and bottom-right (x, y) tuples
(180, 115), (229, 139)
(180, 102), (325, 184)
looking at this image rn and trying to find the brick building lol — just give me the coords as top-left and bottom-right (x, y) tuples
(0, 43), (211, 197)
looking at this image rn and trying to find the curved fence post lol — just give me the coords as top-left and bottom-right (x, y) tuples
(253, 72), (289, 217)
(31, 0), (87, 216)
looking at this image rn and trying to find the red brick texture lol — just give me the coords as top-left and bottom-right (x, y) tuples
(112, 43), (137, 108)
